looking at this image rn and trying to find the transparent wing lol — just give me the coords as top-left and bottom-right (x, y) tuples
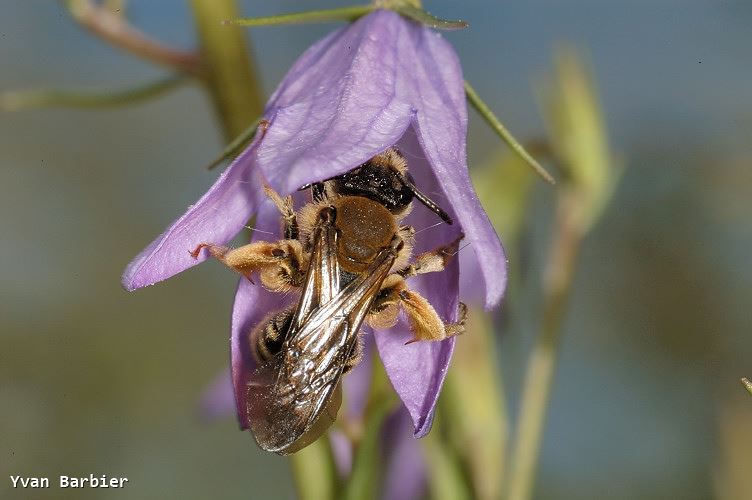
(246, 230), (399, 455)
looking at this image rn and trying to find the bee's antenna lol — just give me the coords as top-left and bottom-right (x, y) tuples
(402, 177), (453, 225)
(413, 221), (444, 235)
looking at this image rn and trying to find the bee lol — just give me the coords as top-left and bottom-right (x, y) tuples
(191, 148), (467, 454)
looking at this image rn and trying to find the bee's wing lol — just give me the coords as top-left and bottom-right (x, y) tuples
(291, 213), (340, 329)
(246, 239), (398, 455)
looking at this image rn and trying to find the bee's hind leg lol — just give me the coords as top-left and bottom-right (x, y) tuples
(367, 275), (468, 344)
(342, 337), (365, 374)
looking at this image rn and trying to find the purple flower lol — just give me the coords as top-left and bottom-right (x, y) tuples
(123, 9), (505, 437)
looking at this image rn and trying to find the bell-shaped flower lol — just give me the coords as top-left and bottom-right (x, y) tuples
(122, 9), (505, 438)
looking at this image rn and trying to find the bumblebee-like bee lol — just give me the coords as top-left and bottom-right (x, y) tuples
(192, 148), (466, 454)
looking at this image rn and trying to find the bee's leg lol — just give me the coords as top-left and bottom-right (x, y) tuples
(263, 185), (298, 240)
(396, 233), (464, 278)
(251, 308), (294, 363)
(342, 337), (364, 374)
(190, 239), (307, 291)
(367, 275), (468, 343)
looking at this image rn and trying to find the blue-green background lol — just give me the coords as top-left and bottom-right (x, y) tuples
(1, 1), (750, 498)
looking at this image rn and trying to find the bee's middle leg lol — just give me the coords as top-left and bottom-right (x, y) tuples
(396, 233), (464, 278)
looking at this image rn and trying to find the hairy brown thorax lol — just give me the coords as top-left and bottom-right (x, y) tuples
(332, 196), (398, 273)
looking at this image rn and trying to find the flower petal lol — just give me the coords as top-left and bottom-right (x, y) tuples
(121, 132), (267, 291)
(198, 369), (234, 421)
(400, 18), (508, 308)
(253, 10), (416, 195)
(375, 126), (461, 437)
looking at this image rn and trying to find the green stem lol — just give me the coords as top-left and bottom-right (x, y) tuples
(0, 75), (189, 111)
(65, 0), (201, 74)
(442, 310), (507, 500)
(341, 356), (396, 500)
(506, 191), (583, 500)
(465, 81), (555, 184)
(289, 438), (339, 500)
(390, 4), (467, 30)
(191, 0), (264, 140)
(205, 118), (265, 170)
(229, 6), (373, 27)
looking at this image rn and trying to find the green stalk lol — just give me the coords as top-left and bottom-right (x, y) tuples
(465, 81), (555, 184)
(191, 0), (264, 140)
(442, 310), (507, 500)
(506, 191), (583, 500)
(290, 438), (339, 500)
(0, 75), (188, 111)
(229, 6), (373, 27)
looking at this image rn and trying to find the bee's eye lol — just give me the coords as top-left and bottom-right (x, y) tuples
(271, 248), (285, 258)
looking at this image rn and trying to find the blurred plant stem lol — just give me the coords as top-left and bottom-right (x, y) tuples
(191, 0), (264, 140)
(290, 438), (339, 500)
(422, 414), (474, 500)
(64, 0), (201, 74)
(442, 310), (507, 500)
(506, 48), (617, 500)
(342, 355), (397, 500)
(506, 189), (584, 500)
(0, 75), (189, 111)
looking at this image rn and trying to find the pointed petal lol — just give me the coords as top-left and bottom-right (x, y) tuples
(375, 127), (461, 437)
(254, 10), (416, 195)
(400, 20), (507, 308)
(121, 133), (267, 291)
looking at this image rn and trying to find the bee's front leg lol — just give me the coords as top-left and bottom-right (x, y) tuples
(263, 185), (298, 240)
(190, 239), (306, 292)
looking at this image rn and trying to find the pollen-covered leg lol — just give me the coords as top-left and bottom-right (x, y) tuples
(367, 275), (467, 344)
(190, 239), (306, 291)
(342, 337), (364, 374)
(263, 185), (298, 240)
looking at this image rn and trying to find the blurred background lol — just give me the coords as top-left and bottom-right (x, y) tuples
(1, 0), (750, 498)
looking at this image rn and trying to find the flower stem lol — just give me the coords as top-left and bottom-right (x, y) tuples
(289, 438), (339, 500)
(0, 74), (188, 111)
(464, 81), (555, 184)
(442, 310), (507, 500)
(65, 0), (201, 74)
(190, 0), (264, 140)
(506, 190), (584, 500)
(228, 6), (373, 27)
